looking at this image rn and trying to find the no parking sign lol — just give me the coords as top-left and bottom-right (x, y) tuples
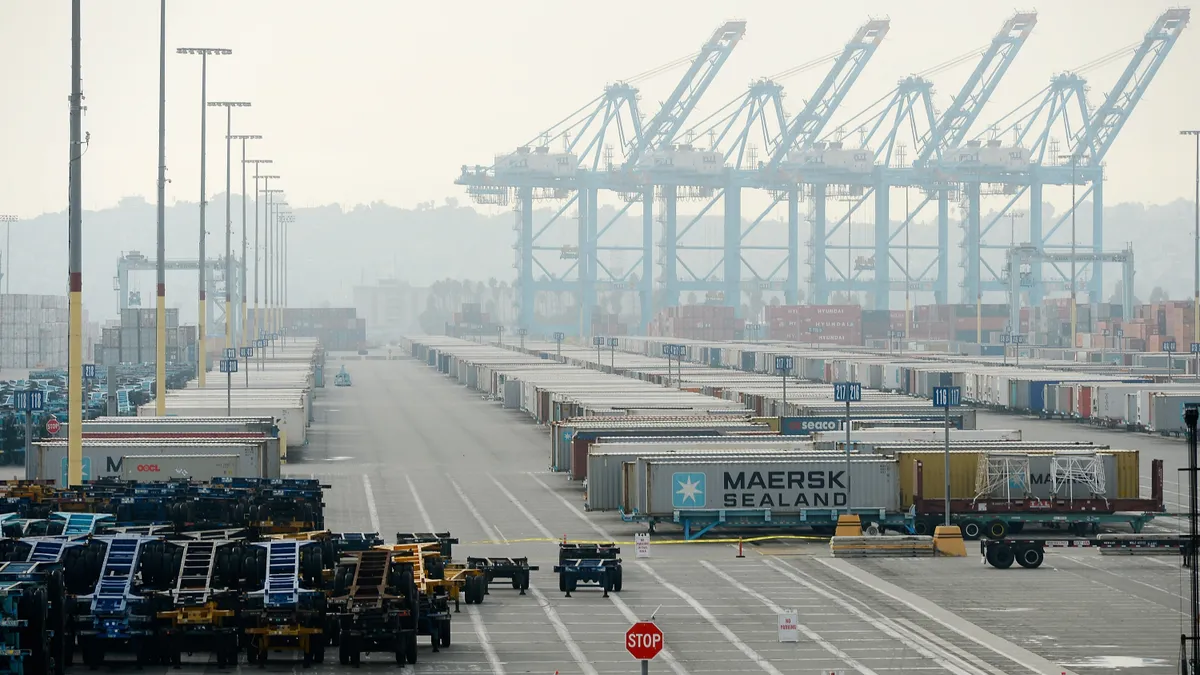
(635, 532), (650, 558)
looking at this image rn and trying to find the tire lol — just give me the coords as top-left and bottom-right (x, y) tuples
(558, 572), (566, 593)
(339, 640), (351, 666)
(439, 619), (451, 648)
(1008, 522), (1024, 535)
(1015, 545), (1044, 569)
(988, 544), (1015, 569)
(612, 566), (623, 593)
(405, 632), (418, 664)
(961, 520), (983, 541)
(985, 520), (1009, 540)
(912, 519), (931, 536)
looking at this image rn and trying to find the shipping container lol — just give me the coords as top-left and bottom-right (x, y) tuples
(120, 453), (240, 481)
(28, 439), (279, 486)
(640, 457), (901, 516)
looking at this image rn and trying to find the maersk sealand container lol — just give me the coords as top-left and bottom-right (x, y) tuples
(642, 457), (900, 516)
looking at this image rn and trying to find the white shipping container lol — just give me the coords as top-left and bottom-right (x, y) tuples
(120, 453), (240, 481)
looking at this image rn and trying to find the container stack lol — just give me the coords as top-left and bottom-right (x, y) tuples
(0, 294), (69, 369)
(766, 305), (862, 345)
(591, 312), (628, 337)
(96, 309), (195, 365)
(281, 308), (366, 351)
(648, 305), (743, 341)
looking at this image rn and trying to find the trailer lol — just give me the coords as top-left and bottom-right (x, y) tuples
(979, 534), (1190, 569)
(0, 561), (68, 675)
(328, 549), (418, 666)
(465, 556), (538, 596)
(239, 539), (328, 665)
(553, 543), (622, 597)
(909, 458), (1166, 539)
(72, 536), (172, 666)
(153, 539), (242, 667)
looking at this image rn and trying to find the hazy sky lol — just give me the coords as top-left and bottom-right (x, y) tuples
(1, 0), (1196, 218)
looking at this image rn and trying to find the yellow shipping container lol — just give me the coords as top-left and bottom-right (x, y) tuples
(896, 451), (982, 507)
(895, 448), (1140, 506)
(752, 416), (781, 433)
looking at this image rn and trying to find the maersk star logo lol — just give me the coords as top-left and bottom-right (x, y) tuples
(671, 472), (706, 508)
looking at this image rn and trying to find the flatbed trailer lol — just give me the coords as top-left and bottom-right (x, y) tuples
(620, 506), (910, 540)
(553, 543), (622, 597)
(395, 531), (458, 562)
(979, 535), (1192, 569)
(910, 459), (1166, 539)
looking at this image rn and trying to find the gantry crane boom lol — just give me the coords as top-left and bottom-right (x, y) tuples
(627, 20), (746, 165)
(766, 18), (890, 171)
(1074, 7), (1189, 162)
(917, 11), (1037, 163)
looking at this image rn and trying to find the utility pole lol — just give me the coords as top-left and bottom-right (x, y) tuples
(248, 166), (275, 342)
(66, 0), (83, 485)
(279, 212), (295, 340)
(261, 183), (282, 340)
(154, 0), (167, 416)
(231, 136), (262, 348)
(177, 46), (232, 386)
(209, 101), (250, 353)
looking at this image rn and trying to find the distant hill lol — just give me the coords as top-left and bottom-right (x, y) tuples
(9, 193), (1183, 324)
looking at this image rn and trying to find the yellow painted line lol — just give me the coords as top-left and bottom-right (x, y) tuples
(467, 535), (828, 545)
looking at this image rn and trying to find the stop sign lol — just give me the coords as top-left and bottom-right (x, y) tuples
(625, 621), (664, 660)
(45, 416), (60, 435)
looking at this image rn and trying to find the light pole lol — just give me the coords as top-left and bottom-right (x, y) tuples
(280, 212), (295, 340)
(154, 0), (168, 416)
(67, 0), (83, 485)
(1183, 130), (1200, 347)
(262, 186), (285, 336)
(230, 135), (262, 348)
(177, 46), (232, 386)
(0, 215), (16, 294)
(209, 101), (250, 353)
(272, 202), (289, 338)
(247, 165), (274, 341)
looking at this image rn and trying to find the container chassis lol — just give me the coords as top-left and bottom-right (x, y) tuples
(239, 539), (328, 666)
(466, 556), (538, 596)
(619, 506), (911, 540)
(553, 543), (622, 597)
(0, 561), (68, 675)
(979, 535), (1191, 569)
(328, 549), (418, 666)
(909, 458), (1166, 540)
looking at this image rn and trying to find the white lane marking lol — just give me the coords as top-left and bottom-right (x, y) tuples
(466, 604), (505, 675)
(764, 559), (981, 675)
(404, 474), (435, 531)
(637, 561), (784, 675)
(490, 474), (554, 539)
(494, 526), (510, 544)
(527, 472), (615, 540)
(893, 618), (1010, 675)
(499, 474), (690, 675)
(699, 561), (880, 675)
(606, 593), (691, 675)
(1058, 554), (1188, 608)
(361, 474), (381, 534)
(808, 558), (1075, 675)
(447, 474), (500, 542)
(528, 584), (599, 675)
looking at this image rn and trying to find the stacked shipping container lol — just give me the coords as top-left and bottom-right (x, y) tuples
(648, 306), (744, 341)
(765, 305), (862, 345)
(282, 307), (367, 351)
(0, 294), (69, 368)
(96, 308), (197, 365)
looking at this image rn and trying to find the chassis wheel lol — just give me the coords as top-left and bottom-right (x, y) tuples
(1015, 545), (1044, 569)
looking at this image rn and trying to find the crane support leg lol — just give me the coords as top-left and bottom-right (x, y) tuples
(813, 185), (828, 304)
(874, 179), (890, 309)
(786, 189), (800, 305)
(724, 186), (741, 314)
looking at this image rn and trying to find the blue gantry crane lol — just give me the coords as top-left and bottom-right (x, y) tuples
(658, 19), (889, 313)
(956, 8), (1188, 310)
(456, 21), (745, 337)
(803, 12), (1036, 308)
